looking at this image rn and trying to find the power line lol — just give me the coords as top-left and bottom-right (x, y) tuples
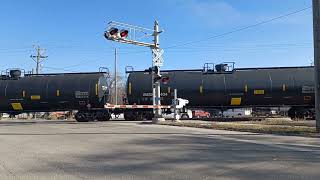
(0, 48), (30, 52)
(165, 6), (312, 49)
(42, 66), (77, 73)
(55, 42), (312, 70)
(169, 42), (312, 49)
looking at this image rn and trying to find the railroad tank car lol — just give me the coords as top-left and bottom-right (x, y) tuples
(126, 65), (315, 119)
(0, 70), (110, 122)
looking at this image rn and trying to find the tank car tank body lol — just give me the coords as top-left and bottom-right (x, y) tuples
(126, 65), (315, 119)
(0, 70), (110, 122)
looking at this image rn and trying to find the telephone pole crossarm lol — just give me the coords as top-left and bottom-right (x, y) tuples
(30, 45), (48, 74)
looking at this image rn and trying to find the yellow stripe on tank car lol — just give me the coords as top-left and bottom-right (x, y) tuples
(231, 98), (241, 106)
(56, 90), (60, 97)
(244, 85), (248, 93)
(304, 96), (311, 101)
(282, 84), (286, 92)
(11, 103), (23, 110)
(95, 83), (98, 96)
(200, 85), (203, 94)
(254, 90), (265, 95)
(31, 95), (41, 100)
(128, 83), (132, 95)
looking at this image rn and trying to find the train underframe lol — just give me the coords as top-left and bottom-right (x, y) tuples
(122, 108), (191, 121)
(3, 106), (313, 122)
(74, 106), (315, 122)
(123, 110), (154, 121)
(74, 109), (111, 122)
(1, 109), (112, 122)
(287, 106), (315, 120)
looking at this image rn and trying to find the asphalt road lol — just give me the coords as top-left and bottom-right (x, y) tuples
(0, 119), (319, 180)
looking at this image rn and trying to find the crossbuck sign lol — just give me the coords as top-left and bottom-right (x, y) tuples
(152, 49), (164, 67)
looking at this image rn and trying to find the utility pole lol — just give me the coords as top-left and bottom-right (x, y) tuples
(114, 48), (118, 105)
(313, 0), (320, 133)
(30, 45), (48, 74)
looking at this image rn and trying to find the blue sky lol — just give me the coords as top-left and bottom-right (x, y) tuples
(0, 0), (313, 73)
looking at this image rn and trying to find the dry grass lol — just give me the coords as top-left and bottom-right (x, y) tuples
(159, 120), (318, 136)
(236, 118), (315, 127)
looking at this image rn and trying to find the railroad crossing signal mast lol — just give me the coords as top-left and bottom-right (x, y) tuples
(104, 21), (165, 122)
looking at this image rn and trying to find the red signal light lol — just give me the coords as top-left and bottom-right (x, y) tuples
(120, 29), (129, 38)
(162, 76), (170, 84)
(109, 28), (119, 36)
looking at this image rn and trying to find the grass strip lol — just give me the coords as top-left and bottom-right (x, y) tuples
(159, 121), (318, 137)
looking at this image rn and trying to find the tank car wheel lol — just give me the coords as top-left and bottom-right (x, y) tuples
(75, 112), (89, 122)
(288, 107), (309, 121)
(136, 113), (144, 121)
(288, 108), (297, 120)
(145, 113), (154, 120)
(181, 114), (189, 120)
(296, 109), (308, 120)
(97, 112), (111, 121)
(124, 112), (136, 121)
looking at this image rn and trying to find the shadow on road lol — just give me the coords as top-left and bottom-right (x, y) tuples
(25, 134), (320, 179)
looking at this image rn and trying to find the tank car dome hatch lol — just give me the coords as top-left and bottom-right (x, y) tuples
(9, 69), (22, 78)
(215, 64), (228, 72)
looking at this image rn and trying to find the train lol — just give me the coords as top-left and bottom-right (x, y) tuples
(0, 63), (316, 122)
(126, 63), (315, 120)
(0, 69), (111, 122)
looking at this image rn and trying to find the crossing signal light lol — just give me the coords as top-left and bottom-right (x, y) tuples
(109, 28), (119, 36)
(146, 66), (160, 74)
(104, 28), (129, 40)
(120, 29), (129, 38)
(154, 74), (162, 82)
(104, 28), (119, 40)
(161, 76), (170, 84)
(146, 67), (153, 74)
(153, 66), (159, 75)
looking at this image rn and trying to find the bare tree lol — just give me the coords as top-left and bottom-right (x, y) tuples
(107, 72), (126, 105)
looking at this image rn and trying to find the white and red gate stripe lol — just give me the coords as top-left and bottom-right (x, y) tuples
(104, 104), (171, 109)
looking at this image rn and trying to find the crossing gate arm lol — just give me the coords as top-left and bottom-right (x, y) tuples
(104, 104), (171, 109)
